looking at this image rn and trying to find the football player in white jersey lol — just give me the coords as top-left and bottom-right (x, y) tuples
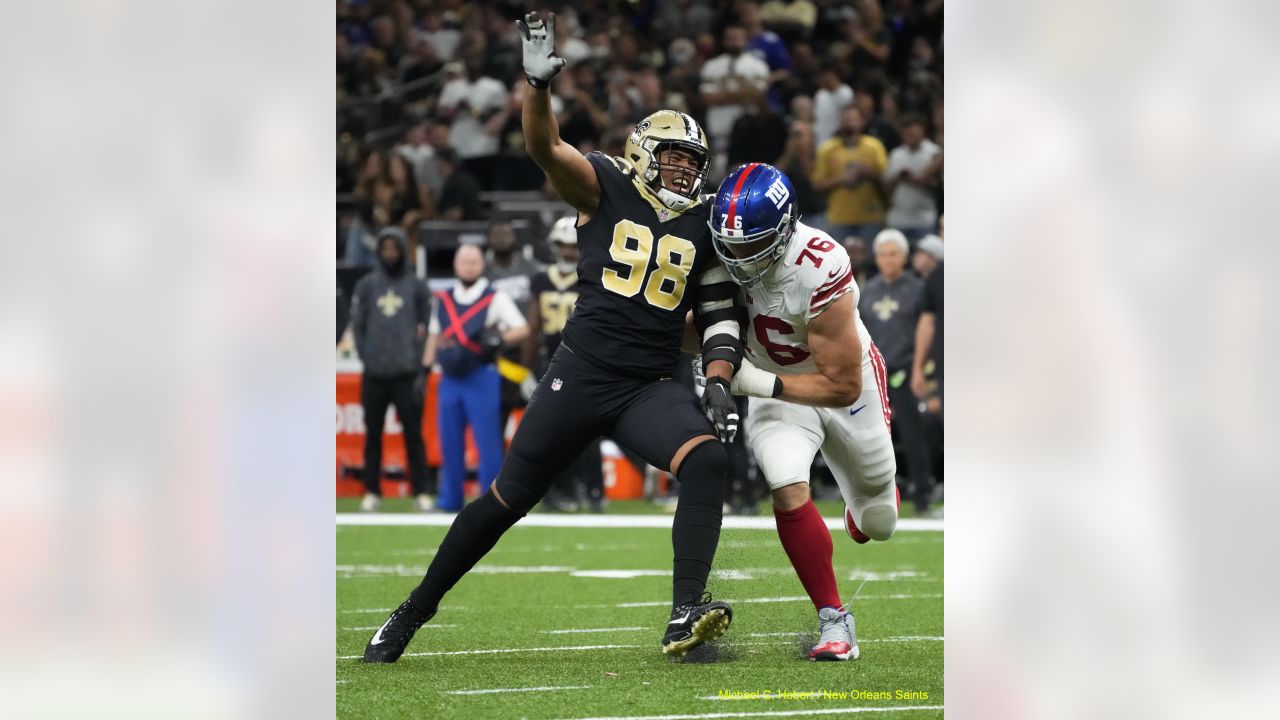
(704, 162), (899, 661)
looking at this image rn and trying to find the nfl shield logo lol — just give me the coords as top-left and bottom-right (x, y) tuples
(659, 209), (669, 222)
(551, 378), (563, 391)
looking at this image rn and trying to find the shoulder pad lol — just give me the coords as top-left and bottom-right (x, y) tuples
(607, 154), (634, 176)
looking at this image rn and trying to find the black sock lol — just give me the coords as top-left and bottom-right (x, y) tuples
(407, 491), (524, 614)
(670, 441), (727, 608)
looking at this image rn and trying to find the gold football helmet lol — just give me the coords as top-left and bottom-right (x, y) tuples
(624, 110), (711, 212)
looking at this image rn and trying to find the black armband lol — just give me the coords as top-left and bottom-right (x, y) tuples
(697, 281), (740, 302)
(701, 332), (743, 374)
(694, 305), (746, 336)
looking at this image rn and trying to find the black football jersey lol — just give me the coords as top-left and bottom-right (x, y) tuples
(560, 152), (717, 379)
(530, 264), (579, 363)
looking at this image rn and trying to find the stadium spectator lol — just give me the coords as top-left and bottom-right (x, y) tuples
(394, 122), (448, 198)
(435, 148), (483, 221)
(437, 57), (510, 188)
(846, 0), (892, 88)
(420, 9), (461, 63)
(843, 235), (871, 290)
(912, 233), (944, 278)
(387, 153), (435, 236)
(912, 260), (943, 404)
(812, 69), (853, 146)
(855, 91), (902, 153)
(397, 34), (443, 106)
(727, 100), (787, 170)
(700, 24), (769, 177)
(344, 150), (393, 267)
(554, 69), (609, 152)
(861, 229), (933, 514)
(659, 0), (717, 39)
(776, 119), (825, 224)
(350, 227), (433, 513)
(787, 42), (820, 96)
(484, 220), (539, 313)
(741, 1), (792, 111)
(485, 218), (541, 423)
(425, 245), (529, 512)
(790, 94), (815, 124)
(885, 114), (941, 241)
(370, 14), (406, 71)
(761, 0), (818, 36)
(811, 105), (887, 248)
(632, 69), (668, 125)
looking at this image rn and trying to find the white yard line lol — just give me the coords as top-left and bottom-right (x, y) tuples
(559, 706), (943, 719)
(540, 627), (647, 634)
(446, 685), (593, 695)
(597, 594), (940, 609)
(337, 513), (942, 532)
(337, 644), (641, 660)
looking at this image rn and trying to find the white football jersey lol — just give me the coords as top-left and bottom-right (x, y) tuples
(740, 222), (873, 376)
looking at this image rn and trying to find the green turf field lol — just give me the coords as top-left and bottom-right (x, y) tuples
(336, 520), (943, 719)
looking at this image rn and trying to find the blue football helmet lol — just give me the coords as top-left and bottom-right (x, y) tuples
(707, 162), (798, 286)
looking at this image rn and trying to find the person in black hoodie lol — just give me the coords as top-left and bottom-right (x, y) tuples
(349, 227), (434, 512)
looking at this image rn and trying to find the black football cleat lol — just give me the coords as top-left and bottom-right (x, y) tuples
(661, 592), (733, 660)
(362, 601), (434, 663)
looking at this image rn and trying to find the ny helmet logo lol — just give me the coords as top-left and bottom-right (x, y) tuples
(765, 178), (791, 209)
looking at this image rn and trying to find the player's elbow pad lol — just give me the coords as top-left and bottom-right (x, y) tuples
(701, 331), (743, 374)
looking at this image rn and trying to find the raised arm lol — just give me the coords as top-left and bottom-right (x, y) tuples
(516, 12), (601, 217)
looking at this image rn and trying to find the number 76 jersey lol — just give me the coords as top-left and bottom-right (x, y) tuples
(742, 221), (875, 377)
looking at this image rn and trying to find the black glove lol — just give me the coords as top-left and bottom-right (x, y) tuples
(412, 366), (428, 403)
(701, 376), (740, 444)
(479, 328), (504, 362)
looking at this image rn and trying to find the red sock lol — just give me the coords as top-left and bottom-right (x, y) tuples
(774, 499), (843, 611)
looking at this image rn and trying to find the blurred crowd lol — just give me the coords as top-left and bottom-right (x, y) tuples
(338, 0), (943, 261)
(337, 0), (944, 514)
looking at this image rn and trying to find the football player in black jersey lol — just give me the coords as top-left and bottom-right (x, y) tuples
(362, 11), (745, 663)
(523, 216), (605, 513)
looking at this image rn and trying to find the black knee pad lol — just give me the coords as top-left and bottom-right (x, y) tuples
(492, 450), (551, 513)
(675, 440), (728, 506)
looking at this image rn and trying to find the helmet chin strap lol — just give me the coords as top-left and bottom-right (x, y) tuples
(656, 186), (696, 211)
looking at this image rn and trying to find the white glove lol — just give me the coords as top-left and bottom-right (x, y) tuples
(519, 374), (539, 402)
(515, 11), (567, 88)
(692, 355), (781, 399)
(730, 356), (782, 399)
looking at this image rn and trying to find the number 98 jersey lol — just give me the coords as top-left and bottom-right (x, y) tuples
(741, 221), (874, 376)
(561, 151), (719, 378)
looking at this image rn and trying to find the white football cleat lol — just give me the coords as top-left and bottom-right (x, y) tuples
(809, 606), (859, 661)
(359, 493), (382, 512)
(413, 494), (435, 512)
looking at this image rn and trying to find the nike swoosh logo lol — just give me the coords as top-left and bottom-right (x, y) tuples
(370, 617), (393, 645)
(849, 405), (867, 416)
(668, 613), (691, 625)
